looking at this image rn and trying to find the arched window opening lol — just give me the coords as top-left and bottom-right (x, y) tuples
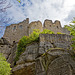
(57, 26), (59, 28)
(19, 25), (22, 29)
(13, 26), (16, 30)
(50, 25), (51, 27)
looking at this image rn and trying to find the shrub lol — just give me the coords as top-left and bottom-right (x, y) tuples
(0, 53), (11, 75)
(29, 29), (40, 42)
(15, 29), (54, 62)
(15, 36), (30, 61)
(57, 32), (65, 34)
(41, 29), (54, 34)
(15, 29), (40, 61)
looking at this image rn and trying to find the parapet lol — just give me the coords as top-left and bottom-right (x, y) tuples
(28, 20), (43, 34)
(54, 20), (61, 26)
(3, 18), (70, 44)
(43, 19), (53, 27)
(43, 19), (62, 33)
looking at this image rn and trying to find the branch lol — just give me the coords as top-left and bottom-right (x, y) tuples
(0, 0), (12, 13)
(0, 0), (7, 4)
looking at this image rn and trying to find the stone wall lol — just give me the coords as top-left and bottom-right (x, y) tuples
(3, 18), (29, 44)
(39, 34), (73, 54)
(28, 21), (43, 35)
(62, 28), (70, 35)
(3, 18), (70, 44)
(43, 20), (62, 33)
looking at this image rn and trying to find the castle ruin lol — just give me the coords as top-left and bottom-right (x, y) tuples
(1, 18), (75, 75)
(3, 18), (70, 44)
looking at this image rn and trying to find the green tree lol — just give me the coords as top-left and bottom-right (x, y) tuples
(41, 29), (54, 34)
(64, 18), (75, 36)
(29, 29), (40, 41)
(64, 17), (75, 50)
(15, 29), (54, 62)
(16, 36), (30, 61)
(16, 29), (40, 61)
(0, 53), (11, 75)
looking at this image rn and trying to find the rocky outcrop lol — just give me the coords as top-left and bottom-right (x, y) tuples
(12, 42), (39, 75)
(12, 48), (75, 75)
(0, 38), (11, 59)
(12, 62), (35, 75)
(16, 42), (39, 65)
(40, 48), (75, 75)
(0, 38), (17, 67)
(0, 34), (75, 75)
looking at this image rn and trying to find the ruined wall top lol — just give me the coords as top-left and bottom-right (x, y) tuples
(3, 18), (70, 44)
(28, 20), (43, 34)
(3, 18), (29, 44)
(43, 20), (61, 27)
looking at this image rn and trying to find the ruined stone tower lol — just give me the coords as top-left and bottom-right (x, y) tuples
(28, 20), (43, 34)
(3, 18), (70, 44)
(3, 18), (29, 44)
(44, 20), (64, 34)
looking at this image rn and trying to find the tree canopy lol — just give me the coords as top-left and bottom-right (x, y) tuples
(64, 17), (75, 50)
(15, 29), (54, 62)
(0, 53), (11, 75)
(64, 18), (75, 36)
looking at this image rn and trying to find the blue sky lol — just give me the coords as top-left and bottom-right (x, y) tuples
(0, 0), (75, 38)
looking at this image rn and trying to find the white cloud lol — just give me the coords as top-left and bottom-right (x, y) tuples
(0, 0), (75, 38)
(3, 0), (75, 25)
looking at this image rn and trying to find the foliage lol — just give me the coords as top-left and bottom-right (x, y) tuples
(0, 53), (11, 75)
(15, 29), (40, 61)
(15, 36), (30, 61)
(15, 29), (54, 62)
(64, 18), (75, 36)
(29, 29), (40, 42)
(17, 0), (21, 3)
(57, 32), (65, 34)
(64, 25), (72, 31)
(41, 29), (54, 34)
(64, 17), (75, 50)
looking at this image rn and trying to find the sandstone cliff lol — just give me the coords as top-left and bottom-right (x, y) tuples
(0, 34), (75, 75)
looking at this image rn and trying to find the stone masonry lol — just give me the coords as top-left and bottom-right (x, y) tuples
(3, 18), (70, 44)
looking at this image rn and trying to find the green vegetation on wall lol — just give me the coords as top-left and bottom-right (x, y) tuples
(15, 29), (54, 62)
(64, 17), (75, 50)
(57, 32), (65, 34)
(0, 53), (11, 75)
(41, 29), (54, 34)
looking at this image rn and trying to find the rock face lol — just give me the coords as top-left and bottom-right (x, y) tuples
(0, 34), (75, 75)
(42, 48), (75, 75)
(12, 63), (35, 75)
(0, 38), (17, 67)
(0, 38), (11, 59)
